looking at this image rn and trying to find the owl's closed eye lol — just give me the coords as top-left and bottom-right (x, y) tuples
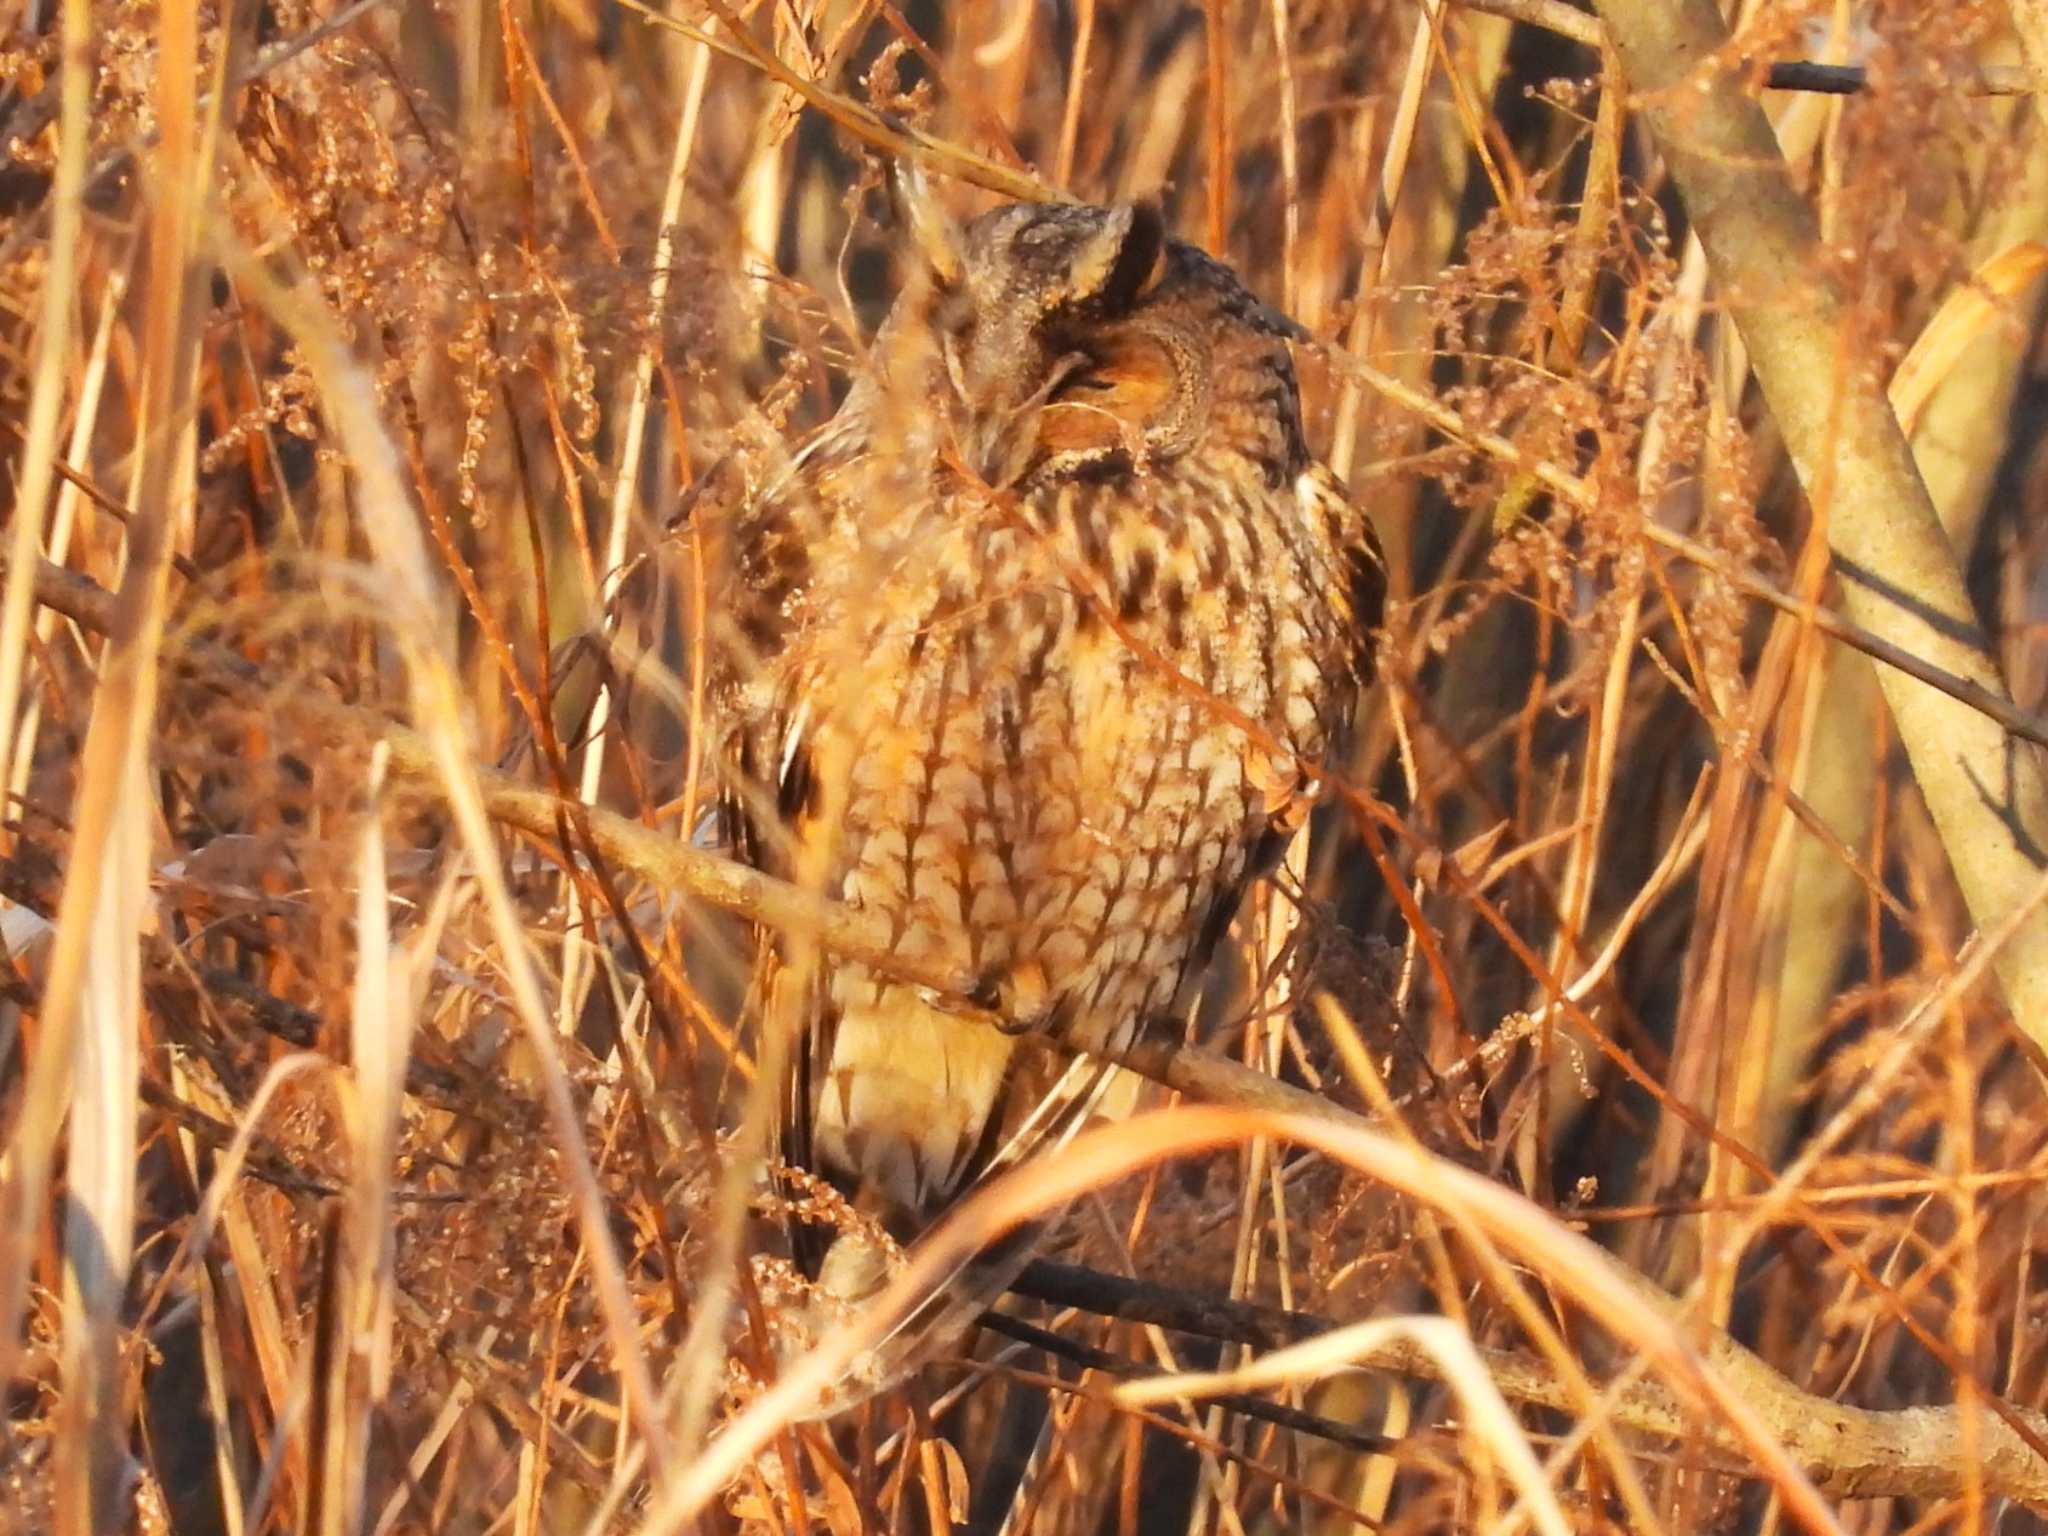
(1035, 328), (1183, 463)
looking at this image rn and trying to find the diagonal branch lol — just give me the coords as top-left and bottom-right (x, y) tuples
(336, 692), (2048, 1506)
(1009, 1258), (2048, 1504)
(1591, 0), (2048, 1068)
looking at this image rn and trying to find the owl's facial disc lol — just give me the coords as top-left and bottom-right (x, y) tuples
(1032, 328), (1183, 466)
(924, 200), (1182, 486)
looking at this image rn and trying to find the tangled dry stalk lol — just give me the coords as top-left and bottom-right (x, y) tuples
(5, 0), (2048, 1532)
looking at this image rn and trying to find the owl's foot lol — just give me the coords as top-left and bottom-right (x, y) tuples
(766, 1229), (921, 1417)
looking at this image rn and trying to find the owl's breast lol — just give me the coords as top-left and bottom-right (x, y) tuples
(809, 478), (1323, 970)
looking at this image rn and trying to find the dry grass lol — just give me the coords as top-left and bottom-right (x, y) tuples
(4, 0), (2048, 1531)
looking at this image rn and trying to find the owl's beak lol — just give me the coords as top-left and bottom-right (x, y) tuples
(967, 410), (1038, 490)
(962, 351), (1091, 488)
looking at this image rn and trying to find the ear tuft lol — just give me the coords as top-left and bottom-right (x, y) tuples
(1065, 199), (1166, 313)
(891, 161), (966, 289)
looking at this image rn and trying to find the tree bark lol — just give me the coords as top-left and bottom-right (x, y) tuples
(1592, 0), (2048, 1060)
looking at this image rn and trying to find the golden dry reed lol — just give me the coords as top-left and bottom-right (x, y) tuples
(2, 0), (2048, 1532)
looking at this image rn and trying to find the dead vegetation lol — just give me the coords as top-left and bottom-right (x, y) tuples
(4, 0), (2048, 1531)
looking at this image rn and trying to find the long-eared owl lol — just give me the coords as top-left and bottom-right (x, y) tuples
(711, 178), (1383, 1398)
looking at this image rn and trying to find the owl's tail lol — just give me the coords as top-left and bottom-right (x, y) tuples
(772, 1047), (1122, 1416)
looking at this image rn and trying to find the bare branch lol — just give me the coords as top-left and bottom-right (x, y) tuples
(1592, 0), (2048, 1069)
(1457, 0), (2039, 94)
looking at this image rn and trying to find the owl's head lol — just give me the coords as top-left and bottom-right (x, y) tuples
(879, 179), (1309, 491)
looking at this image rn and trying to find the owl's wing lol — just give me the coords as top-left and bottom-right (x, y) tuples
(1306, 461), (1387, 700)
(709, 413), (875, 878)
(1165, 463), (1384, 1000)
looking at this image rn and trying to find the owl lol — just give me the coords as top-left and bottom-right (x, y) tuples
(710, 180), (1383, 1397)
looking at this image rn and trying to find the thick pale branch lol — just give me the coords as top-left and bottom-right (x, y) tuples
(1592, 0), (2048, 1065)
(1013, 1260), (2048, 1503)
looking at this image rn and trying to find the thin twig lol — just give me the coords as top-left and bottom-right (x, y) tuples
(977, 1313), (1397, 1458)
(1454, 0), (2039, 94)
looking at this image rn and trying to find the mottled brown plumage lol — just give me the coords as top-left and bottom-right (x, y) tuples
(711, 187), (1382, 1395)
